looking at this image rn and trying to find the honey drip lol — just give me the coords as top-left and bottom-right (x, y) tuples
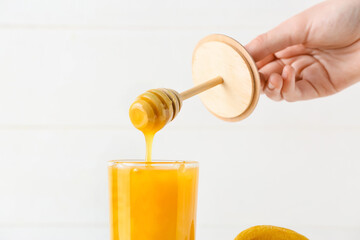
(129, 88), (182, 162)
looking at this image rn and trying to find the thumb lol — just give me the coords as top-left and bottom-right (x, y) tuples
(246, 16), (308, 62)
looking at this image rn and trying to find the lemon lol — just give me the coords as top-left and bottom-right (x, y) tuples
(234, 225), (309, 240)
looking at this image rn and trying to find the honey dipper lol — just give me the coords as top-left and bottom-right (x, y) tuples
(129, 34), (261, 134)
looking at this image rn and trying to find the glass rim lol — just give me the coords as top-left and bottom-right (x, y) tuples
(108, 159), (198, 166)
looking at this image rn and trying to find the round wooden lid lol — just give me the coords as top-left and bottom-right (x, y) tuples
(192, 34), (260, 122)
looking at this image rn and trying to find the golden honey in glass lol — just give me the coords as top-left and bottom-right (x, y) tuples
(109, 160), (199, 240)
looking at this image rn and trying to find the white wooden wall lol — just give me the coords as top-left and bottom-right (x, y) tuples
(1, 0), (360, 239)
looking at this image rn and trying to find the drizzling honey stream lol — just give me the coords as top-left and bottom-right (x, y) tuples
(129, 88), (183, 162)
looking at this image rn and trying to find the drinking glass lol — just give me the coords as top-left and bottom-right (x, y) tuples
(108, 160), (199, 240)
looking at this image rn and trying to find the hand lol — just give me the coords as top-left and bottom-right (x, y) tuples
(246, 0), (360, 102)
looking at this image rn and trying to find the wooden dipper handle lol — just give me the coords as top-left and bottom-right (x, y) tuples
(180, 76), (223, 100)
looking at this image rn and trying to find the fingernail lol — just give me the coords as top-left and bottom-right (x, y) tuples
(268, 81), (275, 90)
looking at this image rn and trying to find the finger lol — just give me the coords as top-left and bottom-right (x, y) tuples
(264, 72), (284, 101)
(281, 65), (299, 101)
(259, 59), (284, 81)
(259, 72), (266, 93)
(281, 65), (320, 101)
(246, 16), (308, 62)
(275, 44), (310, 59)
(256, 54), (275, 69)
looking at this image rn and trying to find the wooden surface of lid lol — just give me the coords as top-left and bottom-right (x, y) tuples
(192, 34), (260, 122)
